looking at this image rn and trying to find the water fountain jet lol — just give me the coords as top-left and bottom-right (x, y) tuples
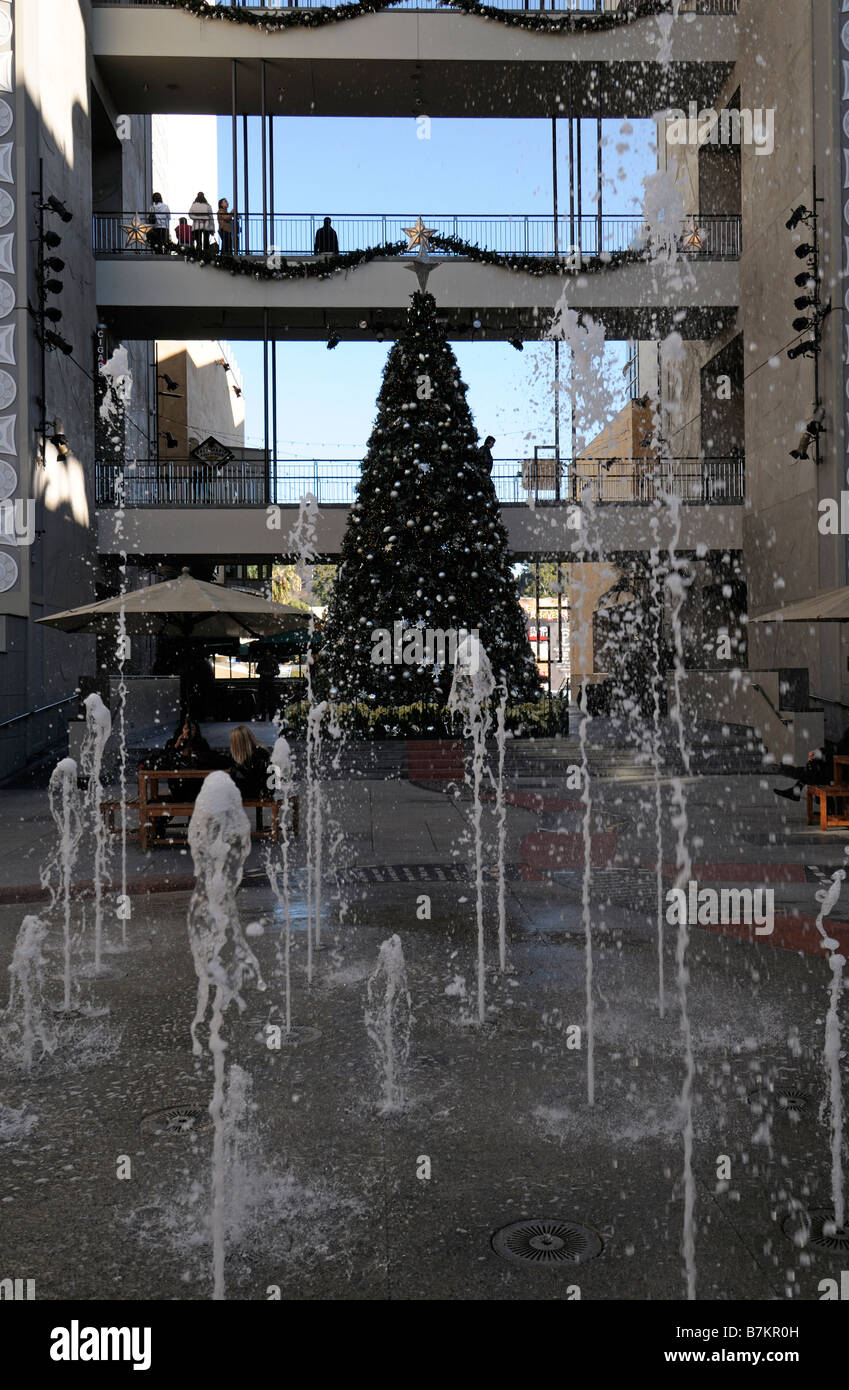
(365, 934), (412, 1113)
(448, 631), (495, 1026)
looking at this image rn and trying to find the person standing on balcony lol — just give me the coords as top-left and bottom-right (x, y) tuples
(189, 192), (215, 252)
(256, 646), (280, 723)
(479, 435), (496, 473)
(176, 216), (192, 249)
(217, 198), (234, 255)
(148, 193), (171, 254)
(314, 216), (339, 256)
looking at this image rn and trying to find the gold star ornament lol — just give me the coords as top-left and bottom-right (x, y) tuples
(123, 214), (150, 249)
(403, 216), (437, 253)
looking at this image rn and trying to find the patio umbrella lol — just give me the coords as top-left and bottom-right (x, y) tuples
(241, 626), (323, 658)
(36, 569), (305, 640)
(752, 586), (849, 624)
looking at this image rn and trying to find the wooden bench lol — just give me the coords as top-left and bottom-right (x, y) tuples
(806, 784), (849, 829)
(100, 798), (140, 836)
(137, 769), (298, 852)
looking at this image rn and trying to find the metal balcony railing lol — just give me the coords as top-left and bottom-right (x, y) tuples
(95, 456), (745, 508)
(93, 211), (741, 260)
(94, 1), (739, 15)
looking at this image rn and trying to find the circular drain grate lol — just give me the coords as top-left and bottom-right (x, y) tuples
(492, 1219), (603, 1267)
(747, 1086), (810, 1118)
(782, 1209), (849, 1255)
(139, 1104), (211, 1136)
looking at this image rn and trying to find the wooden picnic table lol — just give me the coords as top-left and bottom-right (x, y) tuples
(136, 767), (296, 852)
(833, 754), (849, 784)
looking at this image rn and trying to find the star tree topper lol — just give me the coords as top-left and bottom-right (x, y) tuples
(403, 215), (443, 291)
(123, 213), (149, 249)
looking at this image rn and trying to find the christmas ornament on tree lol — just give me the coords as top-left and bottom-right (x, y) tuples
(321, 288), (538, 704)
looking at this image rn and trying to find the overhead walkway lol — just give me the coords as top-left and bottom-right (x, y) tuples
(94, 247), (739, 342)
(92, 1), (737, 119)
(95, 453), (745, 560)
(97, 499), (744, 561)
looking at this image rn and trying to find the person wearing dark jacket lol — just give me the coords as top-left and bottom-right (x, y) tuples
(217, 198), (234, 255)
(313, 216), (339, 255)
(773, 725), (849, 801)
(255, 646), (280, 722)
(479, 435), (496, 473)
(228, 725), (270, 799)
(163, 717), (217, 801)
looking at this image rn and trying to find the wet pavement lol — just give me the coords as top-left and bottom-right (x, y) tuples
(0, 725), (847, 1300)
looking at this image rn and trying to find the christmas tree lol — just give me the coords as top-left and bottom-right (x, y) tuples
(321, 287), (539, 705)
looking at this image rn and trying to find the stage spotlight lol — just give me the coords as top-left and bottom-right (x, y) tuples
(785, 206), (812, 231)
(45, 195), (73, 222)
(794, 243), (815, 259)
(43, 329), (72, 355)
(326, 333), (340, 350)
(795, 271), (815, 287)
(508, 334), (524, 352)
(787, 340), (816, 360)
(792, 316), (812, 332)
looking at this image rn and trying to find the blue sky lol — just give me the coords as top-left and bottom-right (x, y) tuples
(217, 116), (656, 457)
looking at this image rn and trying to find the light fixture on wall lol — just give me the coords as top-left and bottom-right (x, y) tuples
(45, 421), (69, 458)
(159, 431), (179, 450)
(326, 332), (340, 351)
(789, 408), (825, 462)
(785, 205), (814, 231)
(43, 195), (73, 223)
(508, 333), (524, 352)
(158, 372), (179, 392)
(785, 182), (829, 473)
(787, 340), (816, 361)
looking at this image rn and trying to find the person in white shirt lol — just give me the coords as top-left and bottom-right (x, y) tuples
(148, 193), (171, 254)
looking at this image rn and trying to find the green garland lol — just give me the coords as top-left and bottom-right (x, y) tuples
(144, 0), (702, 37)
(430, 233), (646, 276)
(175, 239), (408, 278)
(173, 235), (647, 279)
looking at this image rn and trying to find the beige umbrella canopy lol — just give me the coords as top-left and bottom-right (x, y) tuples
(753, 586), (849, 624)
(37, 569), (306, 639)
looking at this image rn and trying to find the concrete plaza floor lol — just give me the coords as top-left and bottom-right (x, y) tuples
(0, 731), (847, 1300)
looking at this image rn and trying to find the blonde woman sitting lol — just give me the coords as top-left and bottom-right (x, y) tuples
(227, 725), (270, 800)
